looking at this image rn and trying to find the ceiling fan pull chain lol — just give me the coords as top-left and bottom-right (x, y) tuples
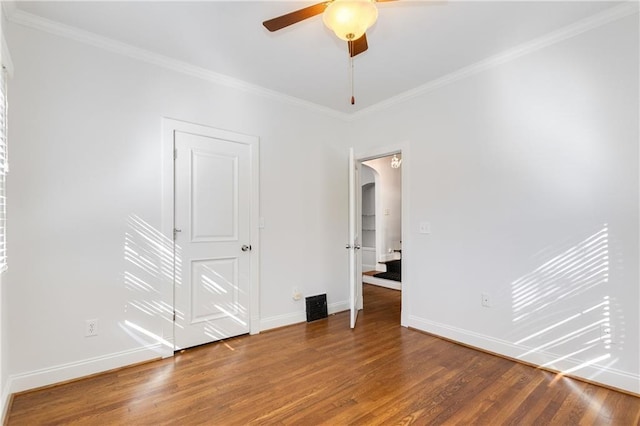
(350, 43), (355, 105)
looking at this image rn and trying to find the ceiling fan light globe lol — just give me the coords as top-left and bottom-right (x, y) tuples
(323, 0), (378, 41)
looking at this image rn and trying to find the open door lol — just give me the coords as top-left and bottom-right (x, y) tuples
(347, 148), (362, 328)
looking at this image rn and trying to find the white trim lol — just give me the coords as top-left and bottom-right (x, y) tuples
(1, 379), (10, 426)
(7, 344), (164, 395)
(161, 118), (177, 352)
(7, 10), (345, 121)
(259, 312), (306, 332)
(162, 118), (261, 344)
(5, 3), (637, 121)
(0, 2), (16, 21)
(355, 141), (410, 326)
(328, 301), (349, 315)
(363, 275), (401, 291)
(349, 1), (640, 120)
(259, 301), (349, 332)
(408, 315), (640, 395)
(248, 131), (261, 335)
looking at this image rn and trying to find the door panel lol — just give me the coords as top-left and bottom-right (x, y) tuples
(348, 148), (362, 328)
(191, 258), (239, 322)
(175, 130), (250, 349)
(191, 150), (237, 241)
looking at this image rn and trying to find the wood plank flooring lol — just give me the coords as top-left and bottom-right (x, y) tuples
(7, 284), (640, 425)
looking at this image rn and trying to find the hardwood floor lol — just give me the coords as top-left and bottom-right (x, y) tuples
(7, 284), (640, 425)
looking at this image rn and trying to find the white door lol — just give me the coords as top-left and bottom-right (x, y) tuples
(174, 130), (252, 350)
(348, 148), (363, 328)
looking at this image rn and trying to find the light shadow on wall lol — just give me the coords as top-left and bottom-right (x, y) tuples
(510, 225), (623, 379)
(121, 215), (247, 352)
(121, 214), (181, 351)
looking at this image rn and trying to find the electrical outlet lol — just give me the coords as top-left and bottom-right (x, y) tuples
(292, 288), (302, 301)
(85, 319), (98, 337)
(481, 293), (491, 308)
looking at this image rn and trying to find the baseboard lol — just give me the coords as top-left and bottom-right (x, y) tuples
(362, 264), (377, 272)
(8, 343), (167, 395)
(408, 315), (640, 395)
(363, 275), (402, 290)
(260, 301), (350, 332)
(1, 379), (11, 425)
(328, 301), (349, 315)
(259, 311), (307, 332)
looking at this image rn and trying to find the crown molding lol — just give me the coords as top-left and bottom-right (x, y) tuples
(6, 2), (638, 123)
(349, 1), (640, 121)
(1, 37), (13, 77)
(7, 9), (349, 122)
(1, 2), (16, 76)
(1, 1), (17, 20)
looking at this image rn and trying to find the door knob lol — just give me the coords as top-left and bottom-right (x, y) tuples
(241, 244), (252, 252)
(354, 244), (361, 250)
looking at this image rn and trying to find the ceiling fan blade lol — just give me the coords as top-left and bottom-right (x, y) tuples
(263, 2), (329, 32)
(348, 34), (368, 57)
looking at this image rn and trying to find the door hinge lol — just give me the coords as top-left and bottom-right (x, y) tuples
(174, 148), (177, 160)
(173, 311), (176, 322)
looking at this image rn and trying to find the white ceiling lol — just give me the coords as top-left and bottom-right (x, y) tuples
(11, 1), (622, 114)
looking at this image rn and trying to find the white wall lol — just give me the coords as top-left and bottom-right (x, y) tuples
(353, 14), (639, 393)
(361, 164), (375, 187)
(0, 7), (10, 421)
(361, 165), (376, 270)
(363, 156), (402, 261)
(4, 20), (351, 393)
(360, 165), (376, 270)
(2, 2), (639, 401)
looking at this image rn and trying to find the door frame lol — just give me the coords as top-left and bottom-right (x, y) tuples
(162, 118), (260, 351)
(355, 142), (409, 327)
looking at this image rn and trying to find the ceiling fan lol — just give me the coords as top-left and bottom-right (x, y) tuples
(263, 0), (396, 58)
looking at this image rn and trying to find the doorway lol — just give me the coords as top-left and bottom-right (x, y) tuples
(358, 153), (403, 312)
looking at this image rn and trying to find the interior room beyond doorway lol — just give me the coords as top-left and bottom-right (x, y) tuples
(360, 154), (402, 292)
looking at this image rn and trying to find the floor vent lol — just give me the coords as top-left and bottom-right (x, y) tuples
(306, 294), (328, 322)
